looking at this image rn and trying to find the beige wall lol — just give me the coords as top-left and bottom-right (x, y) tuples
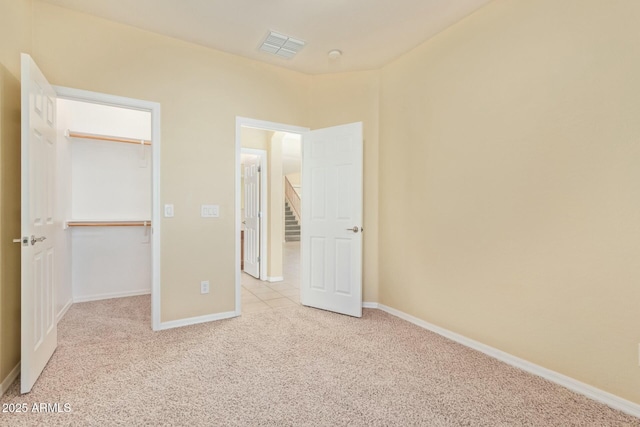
(0, 0), (32, 79)
(268, 133), (284, 279)
(0, 0), (32, 386)
(309, 71), (380, 302)
(379, 0), (640, 403)
(30, 1), (311, 321)
(240, 127), (269, 151)
(286, 172), (300, 187)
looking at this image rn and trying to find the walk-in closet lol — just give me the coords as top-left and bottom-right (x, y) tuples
(55, 99), (152, 314)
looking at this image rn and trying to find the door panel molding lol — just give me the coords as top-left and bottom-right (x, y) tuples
(242, 152), (262, 278)
(21, 53), (58, 394)
(240, 148), (267, 281)
(301, 122), (363, 318)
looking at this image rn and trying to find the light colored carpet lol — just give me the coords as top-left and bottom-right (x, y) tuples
(1, 296), (639, 426)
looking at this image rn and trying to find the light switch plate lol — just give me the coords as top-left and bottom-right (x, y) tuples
(201, 204), (219, 218)
(201, 280), (210, 294)
(164, 204), (174, 217)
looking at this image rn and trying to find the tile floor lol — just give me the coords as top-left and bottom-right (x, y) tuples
(242, 241), (300, 313)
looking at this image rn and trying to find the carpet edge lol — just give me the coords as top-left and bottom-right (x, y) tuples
(373, 303), (640, 419)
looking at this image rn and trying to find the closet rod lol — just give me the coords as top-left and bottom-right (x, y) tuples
(66, 130), (151, 146)
(67, 221), (152, 227)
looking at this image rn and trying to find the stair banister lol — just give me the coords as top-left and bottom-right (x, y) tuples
(284, 176), (301, 222)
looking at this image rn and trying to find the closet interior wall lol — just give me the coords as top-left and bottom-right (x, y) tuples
(56, 99), (152, 309)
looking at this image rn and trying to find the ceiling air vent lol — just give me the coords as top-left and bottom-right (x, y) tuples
(259, 31), (305, 59)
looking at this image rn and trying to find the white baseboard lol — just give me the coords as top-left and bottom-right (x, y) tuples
(266, 276), (284, 282)
(56, 298), (73, 323)
(372, 303), (640, 418)
(0, 363), (20, 397)
(158, 310), (237, 331)
(73, 289), (151, 303)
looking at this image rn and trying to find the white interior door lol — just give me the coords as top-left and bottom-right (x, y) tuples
(20, 53), (58, 394)
(301, 122), (363, 317)
(243, 156), (260, 278)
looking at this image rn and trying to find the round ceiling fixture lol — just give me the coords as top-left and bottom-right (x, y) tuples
(328, 49), (342, 60)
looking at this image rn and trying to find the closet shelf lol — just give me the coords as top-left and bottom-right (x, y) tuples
(67, 220), (151, 227)
(66, 130), (151, 146)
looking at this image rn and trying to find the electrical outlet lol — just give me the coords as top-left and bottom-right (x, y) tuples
(200, 280), (210, 294)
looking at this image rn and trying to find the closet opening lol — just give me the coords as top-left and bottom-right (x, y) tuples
(54, 87), (161, 330)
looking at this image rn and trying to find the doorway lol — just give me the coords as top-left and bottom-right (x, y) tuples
(55, 86), (161, 331)
(235, 118), (308, 314)
(235, 118), (364, 318)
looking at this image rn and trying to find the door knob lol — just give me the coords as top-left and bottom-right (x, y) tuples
(30, 235), (47, 245)
(346, 226), (359, 233)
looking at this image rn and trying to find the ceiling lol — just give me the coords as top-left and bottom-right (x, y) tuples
(41, 0), (493, 75)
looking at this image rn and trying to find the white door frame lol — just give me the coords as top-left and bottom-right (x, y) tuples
(240, 148), (267, 280)
(55, 86), (162, 331)
(235, 117), (309, 315)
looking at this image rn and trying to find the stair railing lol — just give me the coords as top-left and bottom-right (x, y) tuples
(284, 176), (301, 222)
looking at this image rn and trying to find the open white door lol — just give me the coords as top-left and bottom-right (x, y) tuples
(20, 54), (58, 393)
(243, 156), (260, 278)
(301, 122), (363, 317)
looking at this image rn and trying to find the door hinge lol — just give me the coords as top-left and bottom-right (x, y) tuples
(258, 211), (262, 218)
(258, 166), (261, 172)
(257, 256), (260, 263)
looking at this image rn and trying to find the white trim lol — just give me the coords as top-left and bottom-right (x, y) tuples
(237, 117), (310, 135)
(235, 117), (309, 316)
(54, 85), (162, 331)
(362, 302), (379, 309)
(241, 148), (268, 281)
(0, 363), (20, 397)
(73, 289), (151, 303)
(150, 101), (161, 332)
(55, 86), (158, 112)
(157, 311), (237, 331)
(266, 276), (284, 282)
(374, 303), (640, 418)
(56, 298), (73, 323)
